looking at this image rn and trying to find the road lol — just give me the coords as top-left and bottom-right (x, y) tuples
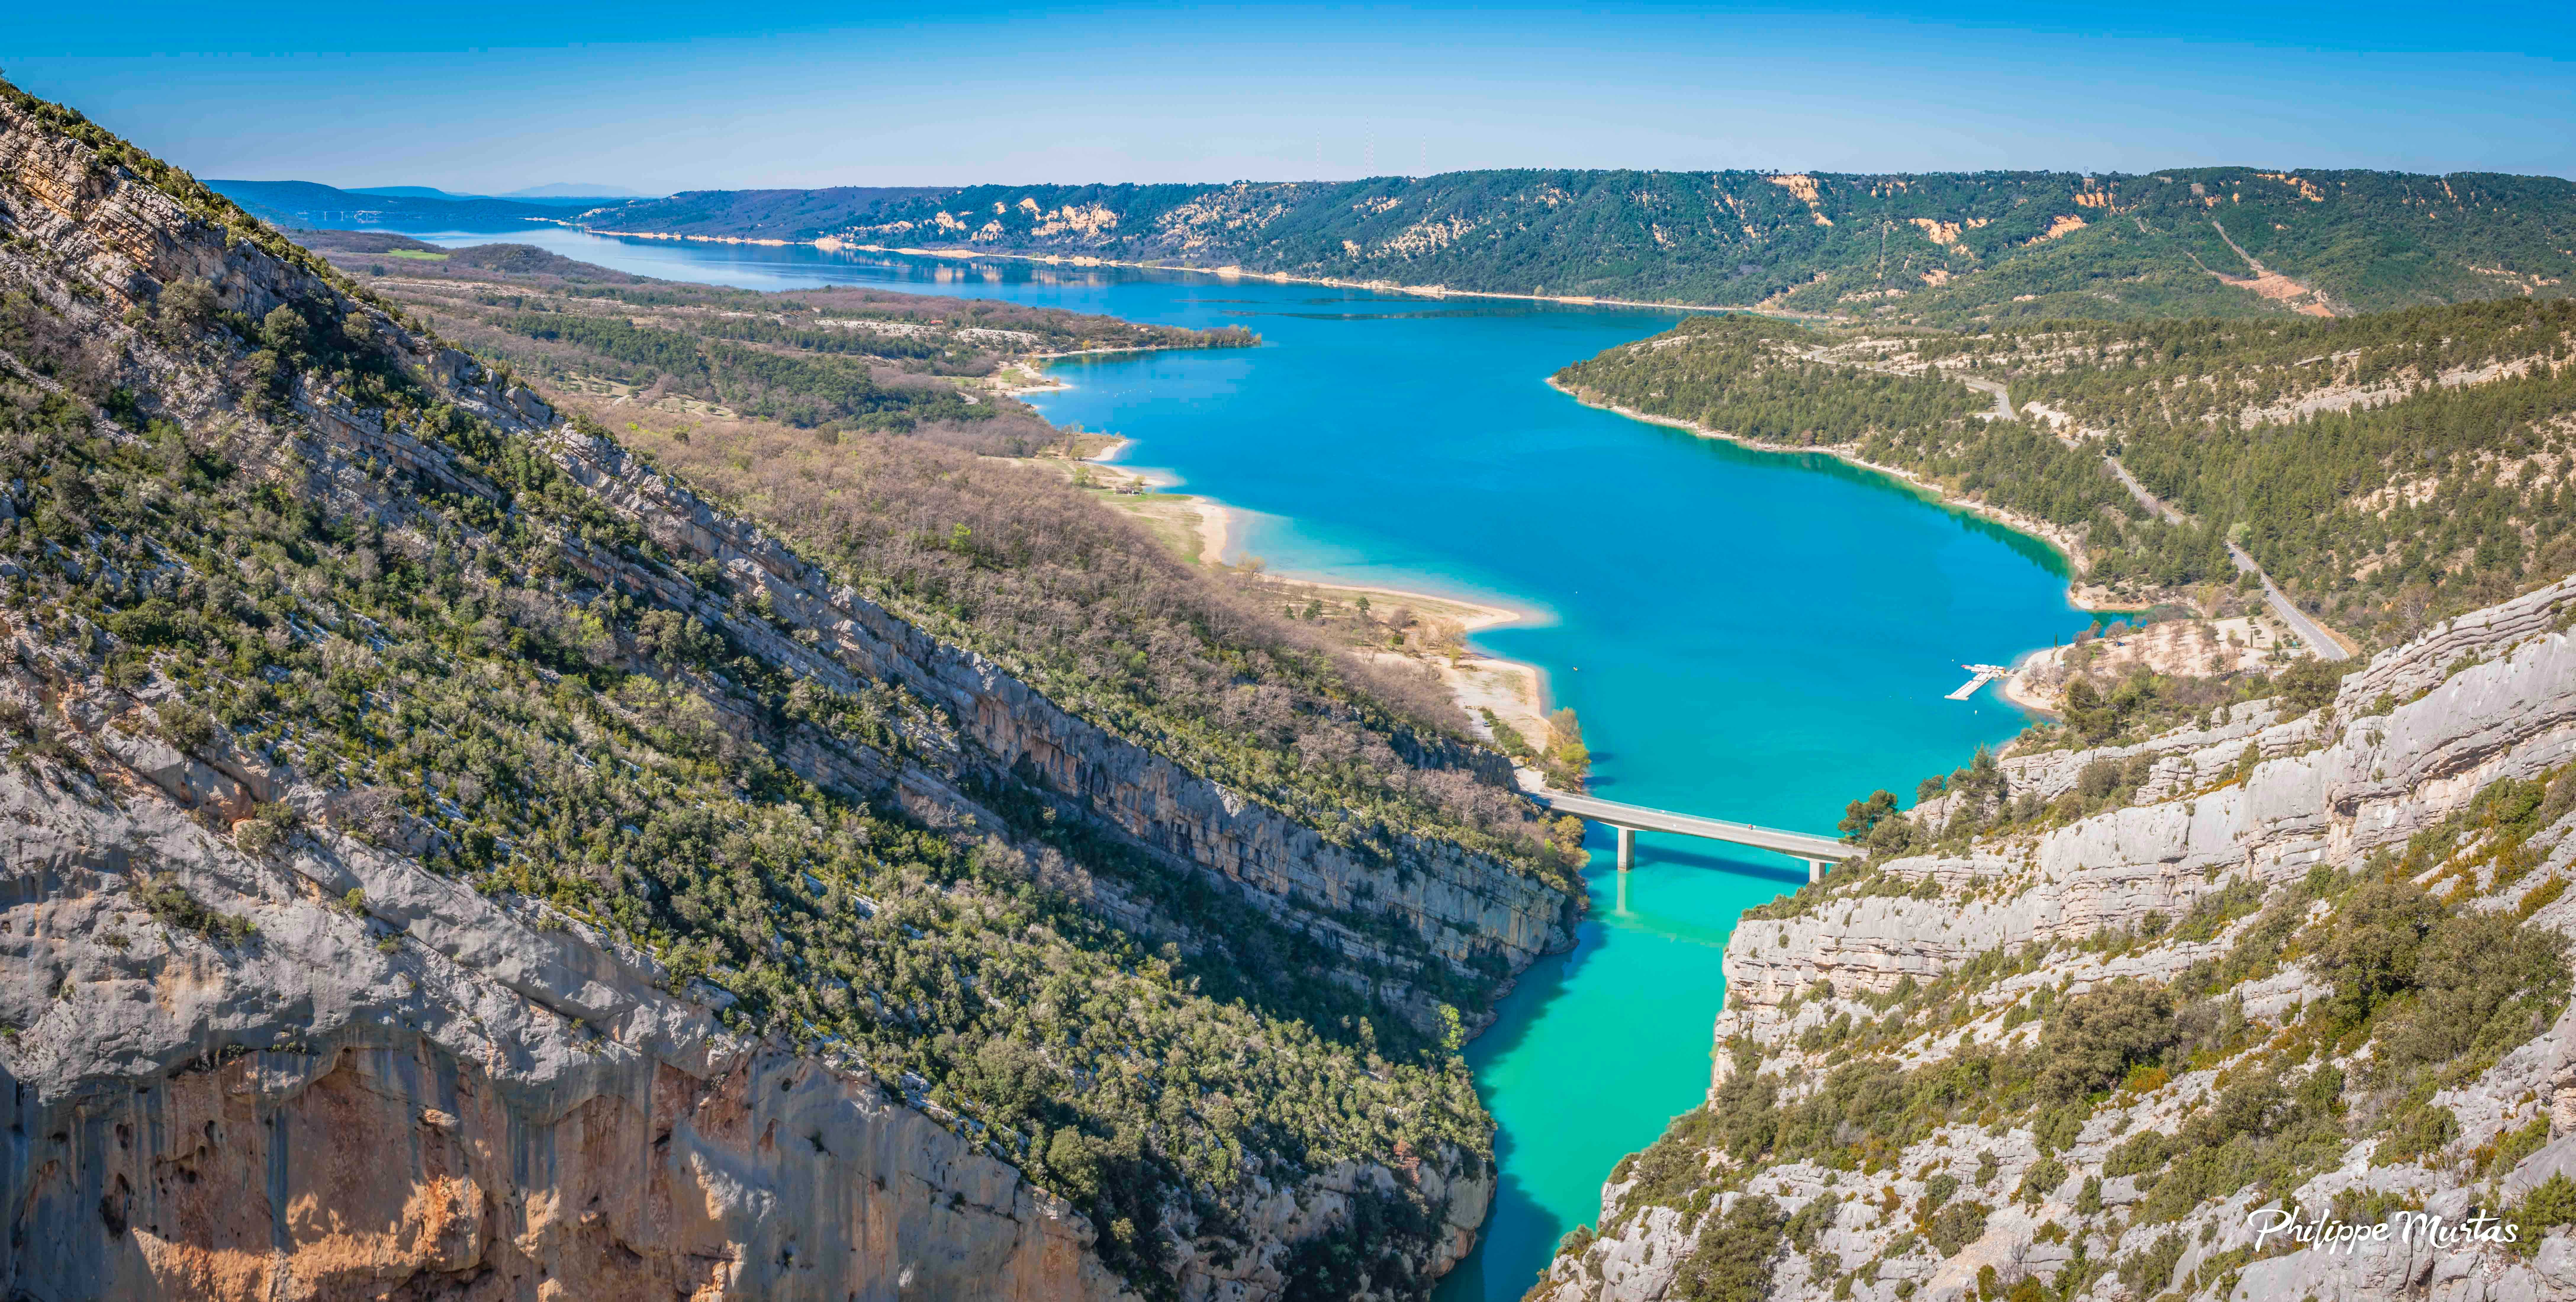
(2224, 541), (2351, 661)
(2103, 454), (2350, 662)
(1954, 372), (2017, 422)
(1818, 344), (2353, 661)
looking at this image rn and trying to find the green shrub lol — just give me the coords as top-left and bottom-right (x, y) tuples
(1926, 1202), (1990, 1258)
(1786, 1194), (1841, 1251)
(2509, 1173), (2576, 1255)
(2034, 980), (2174, 1101)
(2374, 1104), (2460, 1167)
(1674, 1195), (1786, 1302)
(154, 700), (218, 751)
(2015, 1155), (2067, 1205)
(2118, 1230), (2189, 1298)
(132, 873), (256, 944)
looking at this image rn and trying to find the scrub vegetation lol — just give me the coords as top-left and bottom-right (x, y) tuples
(577, 168), (2576, 324)
(1554, 300), (2576, 651)
(295, 227), (1252, 449)
(1568, 760), (2576, 1301)
(0, 75), (1571, 1297)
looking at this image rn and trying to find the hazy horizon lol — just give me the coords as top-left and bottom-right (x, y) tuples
(9, 0), (2571, 193)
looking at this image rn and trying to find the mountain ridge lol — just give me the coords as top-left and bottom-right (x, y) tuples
(206, 168), (2576, 325)
(562, 167), (2576, 324)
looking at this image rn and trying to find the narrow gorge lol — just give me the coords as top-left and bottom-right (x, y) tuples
(1534, 576), (2576, 1302)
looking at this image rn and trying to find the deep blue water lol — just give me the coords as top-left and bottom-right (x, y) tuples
(404, 228), (2087, 1298)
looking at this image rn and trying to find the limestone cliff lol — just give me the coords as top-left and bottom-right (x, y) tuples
(1533, 575), (2576, 1302)
(0, 81), (1567, 1299)
(2, 790), (1132, 1300)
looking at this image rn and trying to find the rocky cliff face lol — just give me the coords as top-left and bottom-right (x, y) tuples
(1533, 575), (2576, 1302)
(2, 791), (1131, 1301)
(0, 83), (1564, 1299)
(540, 429), (1576, 1017)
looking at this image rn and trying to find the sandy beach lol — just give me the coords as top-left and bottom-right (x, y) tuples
(1189, 493), (1235, 567)
(1064, 453), (1556, 754)
(1310, 580), (1552, 753)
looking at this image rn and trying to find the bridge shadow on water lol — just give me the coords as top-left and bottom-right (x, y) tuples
(1625, 842), (1812, 887)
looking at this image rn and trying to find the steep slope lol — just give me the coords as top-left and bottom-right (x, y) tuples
(573, 168), (2576, 323)
(1529, 575), (2576, 1302)
(289, 230), (1254, 451)
(0, 80), (1580, 1299)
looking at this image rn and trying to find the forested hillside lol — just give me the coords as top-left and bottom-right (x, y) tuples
(0, 78), (1579, 1298)
(575, 167), (2576, 323)
(292, 228), (1251, 447)
(1555, 300), (2576, 649)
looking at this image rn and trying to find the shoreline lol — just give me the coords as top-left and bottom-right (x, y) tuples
(1549, 379), (2138, 615)
(560, 221), (1844, 321)
(1547, 378), (2183, 724)
(1204, 500), (1556, 751)
(1072, 441), (1557, 754)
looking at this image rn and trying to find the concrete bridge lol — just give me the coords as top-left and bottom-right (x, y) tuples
(1531, 789), (1858, 883)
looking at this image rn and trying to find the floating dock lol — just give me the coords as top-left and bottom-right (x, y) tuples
(1946, 663), (2011, 700)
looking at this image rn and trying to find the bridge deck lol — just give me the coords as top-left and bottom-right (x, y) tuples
(1532, 790), (1856, 862)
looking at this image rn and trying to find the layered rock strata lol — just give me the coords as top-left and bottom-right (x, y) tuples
(0, 85), (1566, 1299)
(1534, 576), (2576, 1302)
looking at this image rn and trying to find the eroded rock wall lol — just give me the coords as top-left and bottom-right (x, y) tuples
(1532, 576), (2576, 1302)
(1723, 577), (2576, 1028)
(0, 85), (1553, 1300)
(0, 786), (1128, 1302)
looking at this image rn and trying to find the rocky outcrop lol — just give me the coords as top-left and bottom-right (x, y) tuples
(541, 429), (1577, 1011)
(0, 81), (1563, 1300)
(1532, 576), (2576, 1302)
(1, 789), (1129, 1301)
(1725, 577), (2576, 1021)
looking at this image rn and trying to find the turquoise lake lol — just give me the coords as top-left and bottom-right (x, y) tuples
(411, 230), (2088, 1298)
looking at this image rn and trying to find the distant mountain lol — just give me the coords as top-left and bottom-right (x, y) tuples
(583, 169), (2576, 323)
(202, 178), (583, 232)
(342, 182), (656, 209)
(574, 186), (949, 236)
(499, 181), (646, 198)
(346, 184), (469, 199)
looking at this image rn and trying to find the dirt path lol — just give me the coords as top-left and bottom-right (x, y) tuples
(2204, 219), (2340, 318)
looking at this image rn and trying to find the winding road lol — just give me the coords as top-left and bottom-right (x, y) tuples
(1817, 343), (2354, 661)
(2101, 453), (2351, 661)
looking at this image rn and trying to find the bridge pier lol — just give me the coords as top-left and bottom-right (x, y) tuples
(1616, 826), (1634, 872)
(1803, 858), (1830, 884)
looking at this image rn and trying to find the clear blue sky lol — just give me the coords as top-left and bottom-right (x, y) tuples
(6, 2), (2570, 192)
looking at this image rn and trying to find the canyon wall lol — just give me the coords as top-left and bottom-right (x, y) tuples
(1533, 576), (2576, 1302)
(0, 85), (1559, 1299)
